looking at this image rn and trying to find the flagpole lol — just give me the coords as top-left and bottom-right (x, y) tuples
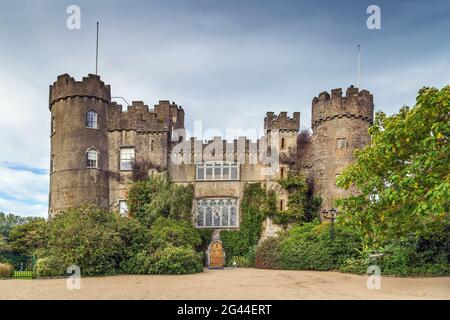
(95, 22), (99, 75)
(357, 44), (360, 88)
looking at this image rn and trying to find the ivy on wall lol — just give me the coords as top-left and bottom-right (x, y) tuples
(274, 173), (322, 226)
(221, 183), (276, 266)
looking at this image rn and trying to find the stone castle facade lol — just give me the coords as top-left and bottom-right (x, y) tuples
(48, 73), (374, 238)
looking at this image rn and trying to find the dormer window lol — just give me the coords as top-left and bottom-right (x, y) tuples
(86, 110), (98, 129)
(87, 148), (99, 168)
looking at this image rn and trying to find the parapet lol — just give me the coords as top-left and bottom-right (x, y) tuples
(311, 86), (374, 129)
(49, 74), (111, 109)
(264, 111), (300, 131)
(108, 100), (170, 132)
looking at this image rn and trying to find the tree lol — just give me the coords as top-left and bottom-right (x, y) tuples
(8, 217), (46, 255)
(0, 212), (26, 239)
(126, 174), (194, 227)
(336, 86), (450, 245)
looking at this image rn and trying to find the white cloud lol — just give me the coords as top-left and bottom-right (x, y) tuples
(0, 166), (48, 217)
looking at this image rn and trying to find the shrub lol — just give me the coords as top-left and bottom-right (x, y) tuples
(149, 217), (201, 249)
(229, 255), (252, 267)
(35, 257), (66, 277)
(340, 235), (450, 276)
(255, 236), (283, 269)
(0, 262), (13, 278)
(278, 221), (361, 271)
(148, 246), (203, 275)
(36, 206), (134, 276)
(120, 250), (154, 274)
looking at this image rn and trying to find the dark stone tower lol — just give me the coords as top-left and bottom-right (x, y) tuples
(48, 74), (111, 216)
(311, 86), (374, 211)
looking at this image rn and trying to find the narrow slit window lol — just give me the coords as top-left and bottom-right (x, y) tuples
(50, 155), (55, 173)
(281, 137), (286, 149)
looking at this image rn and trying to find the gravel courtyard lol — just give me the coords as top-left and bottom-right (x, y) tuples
(1, 268), (449, 300)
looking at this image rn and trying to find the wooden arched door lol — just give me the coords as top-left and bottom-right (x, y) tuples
(209, 241), (224, 268)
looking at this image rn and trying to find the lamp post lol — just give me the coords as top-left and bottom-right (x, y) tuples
(322, 208), (338, 240)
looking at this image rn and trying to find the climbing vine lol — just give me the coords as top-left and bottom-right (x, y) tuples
(273, 173), (322, 226)
(220, 183), (276, 266)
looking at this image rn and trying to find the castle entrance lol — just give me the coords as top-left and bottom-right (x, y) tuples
(209, 240), (224, 268)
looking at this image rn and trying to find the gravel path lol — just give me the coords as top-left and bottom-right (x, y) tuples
(1, 268), (449, 300)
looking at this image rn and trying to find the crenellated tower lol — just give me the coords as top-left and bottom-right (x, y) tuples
(48, 74), (111, 216)
(311, 86), (374, 211)
(264, 111), (300, 180)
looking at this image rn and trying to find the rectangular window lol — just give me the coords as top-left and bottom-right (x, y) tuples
(118, 200), (128, 216)
(86, 111), (98, 129)
(120, 147), (135, 170)
(196, 162), (239, 181)
(336, 138), (347, 150)
(195, 198), (238, 228)
(87, 150), (98, 168)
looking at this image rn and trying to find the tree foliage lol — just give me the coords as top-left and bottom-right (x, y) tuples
(127, 174), (194, 227)
(336, 86), (450, 245)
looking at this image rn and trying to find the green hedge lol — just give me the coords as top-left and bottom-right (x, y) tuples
(148, 246), (203, 275)
(278, 222), (362, 271)
(255, 221), (450, 276)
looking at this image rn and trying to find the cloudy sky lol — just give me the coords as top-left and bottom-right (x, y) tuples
(0, 0), (449, 217)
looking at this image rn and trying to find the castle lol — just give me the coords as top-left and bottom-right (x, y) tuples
(48, 73), (374, 241)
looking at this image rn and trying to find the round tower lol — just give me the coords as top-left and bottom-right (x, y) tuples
(48, 74), (111, 217)
(311, 86), (374, 211)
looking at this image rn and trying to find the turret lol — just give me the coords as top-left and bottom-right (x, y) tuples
(48, 74), (111, 217)
(310, 86), (374, 211)
(264, 111), (300, 179)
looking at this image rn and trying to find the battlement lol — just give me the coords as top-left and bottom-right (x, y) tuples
(171, 136), (265, 162)
(108, 100), (185, 133)
(311, 86), (374, 129)
(264, 111), (300, 131)
(49, 74), (111, 109)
